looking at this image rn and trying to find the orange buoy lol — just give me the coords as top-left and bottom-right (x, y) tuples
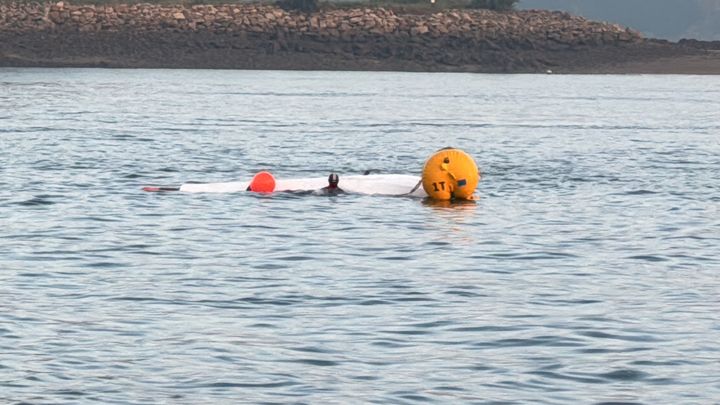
(421, 148), (480, 200)
(248, 171), (276, 193)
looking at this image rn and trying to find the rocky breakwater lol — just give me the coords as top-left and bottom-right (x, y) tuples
(0, 1), (645, 71)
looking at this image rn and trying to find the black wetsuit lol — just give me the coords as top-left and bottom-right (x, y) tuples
(321, 184), (343, 195)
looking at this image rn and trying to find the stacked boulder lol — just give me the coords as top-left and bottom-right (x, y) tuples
(0, 2), (642, 47)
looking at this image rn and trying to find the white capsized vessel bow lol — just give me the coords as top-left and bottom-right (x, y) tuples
(179, 174), (427, 197)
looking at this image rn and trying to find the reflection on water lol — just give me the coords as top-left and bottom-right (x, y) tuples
(422, 197), (479, 210)
(1, 69), (719, 404)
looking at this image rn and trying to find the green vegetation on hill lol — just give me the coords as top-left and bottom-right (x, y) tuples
(467, 0), (518, 10)
(277, 0), (318, 12)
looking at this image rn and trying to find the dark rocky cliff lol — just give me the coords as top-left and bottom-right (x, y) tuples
(0, 2), (715, 72)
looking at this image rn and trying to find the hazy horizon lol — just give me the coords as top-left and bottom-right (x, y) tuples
(519, 0), (720, 41)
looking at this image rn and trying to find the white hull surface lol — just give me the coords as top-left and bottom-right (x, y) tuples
(179, 174), (427, 197)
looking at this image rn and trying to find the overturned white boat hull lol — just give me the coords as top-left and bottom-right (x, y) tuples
(179, 174), (427, 197)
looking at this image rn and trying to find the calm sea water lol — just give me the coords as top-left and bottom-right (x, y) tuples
(1, 69), (719, 404)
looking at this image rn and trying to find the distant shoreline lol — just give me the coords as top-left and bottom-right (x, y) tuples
(2, 2), (720, 74)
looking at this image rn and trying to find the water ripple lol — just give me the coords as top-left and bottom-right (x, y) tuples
(1, 69), (719, 404)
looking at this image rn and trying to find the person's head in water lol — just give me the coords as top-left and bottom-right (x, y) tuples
(328, 173), (339, 189)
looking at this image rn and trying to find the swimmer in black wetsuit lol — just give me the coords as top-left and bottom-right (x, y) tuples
(321, 173), (343, 195)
